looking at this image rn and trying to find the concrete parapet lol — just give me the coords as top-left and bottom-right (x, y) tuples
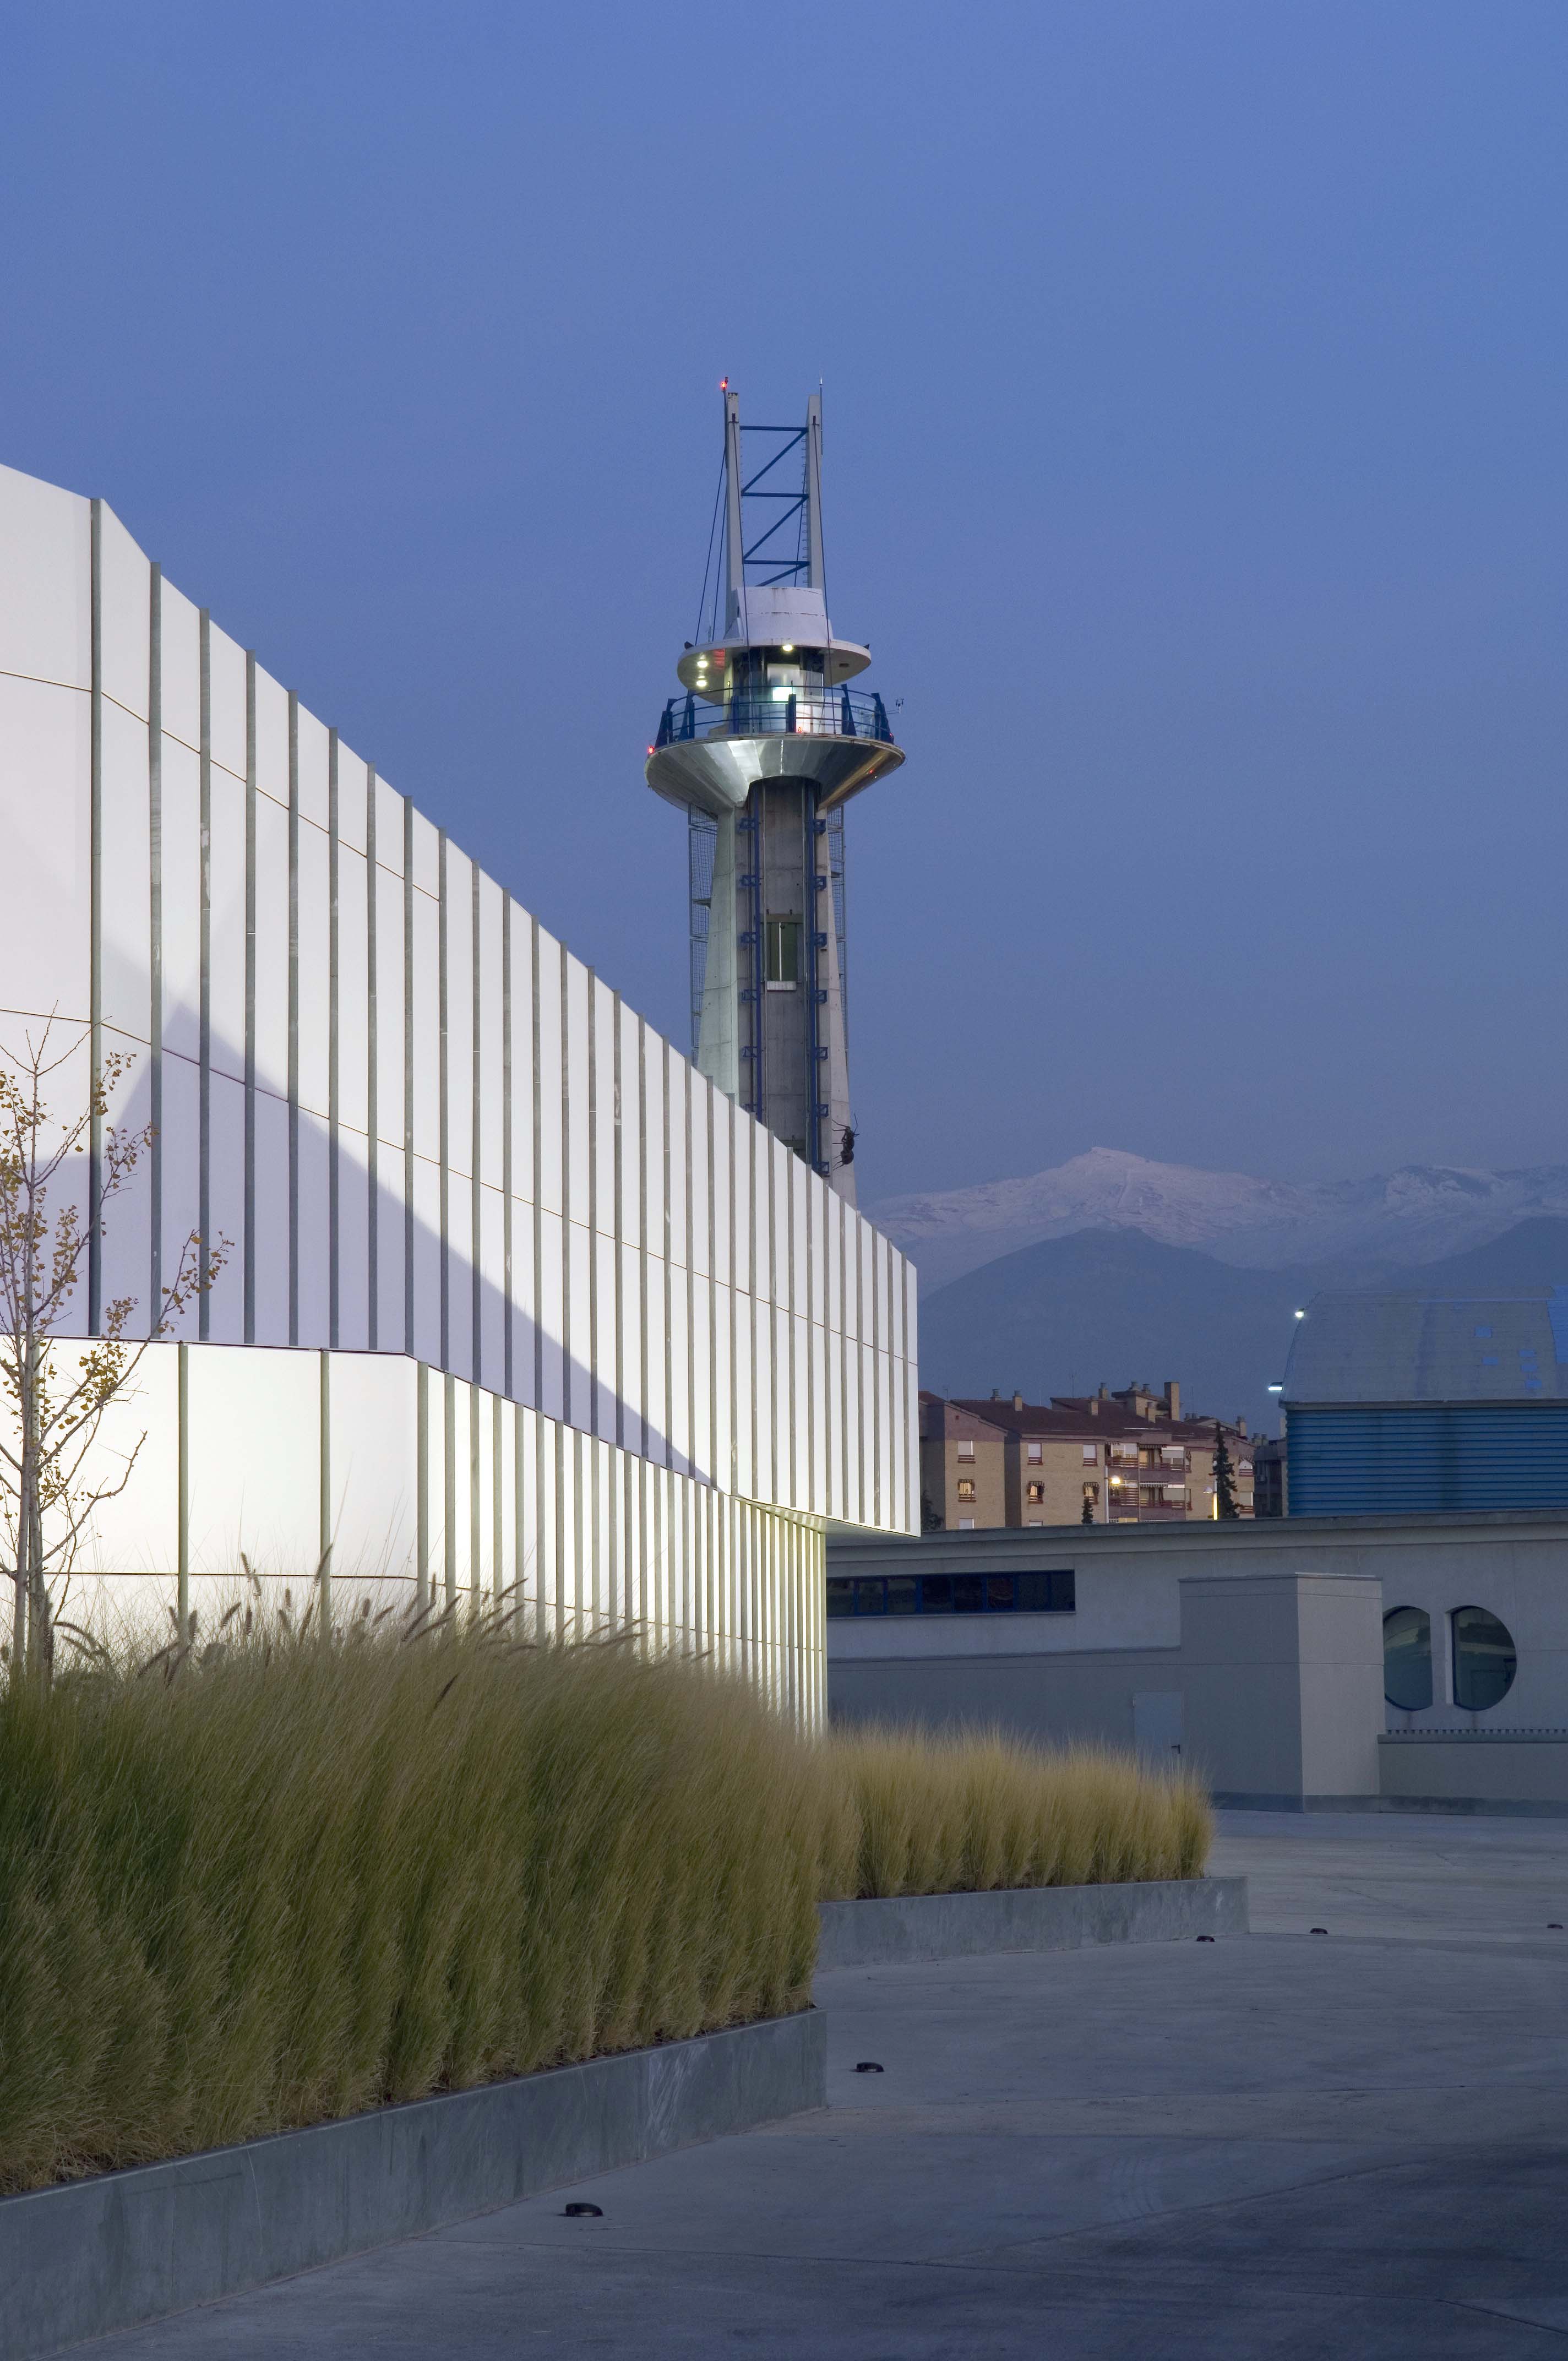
(816, 1875), (1248, 1970)
(1381, 1730), (1568, 1810)
(0, 2011), (825, 2361)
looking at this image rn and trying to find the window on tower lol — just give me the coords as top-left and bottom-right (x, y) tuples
(765, 917), (801, 988)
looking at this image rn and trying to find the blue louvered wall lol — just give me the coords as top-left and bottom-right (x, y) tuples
(1286, 1406), (1568, 1516)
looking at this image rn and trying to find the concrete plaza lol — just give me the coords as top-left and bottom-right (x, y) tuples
(83, 1813), (1568, 2358)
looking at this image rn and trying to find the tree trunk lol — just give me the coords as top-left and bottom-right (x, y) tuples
(28, 1490), (50, 1685)
(16, 1341), (50, 1685)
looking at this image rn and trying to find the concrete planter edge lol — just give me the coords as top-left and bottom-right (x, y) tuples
(0, 2008), (825, 2361)
(816, 1874), (1249, 1970)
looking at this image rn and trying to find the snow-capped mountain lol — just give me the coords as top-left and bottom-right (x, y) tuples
(869, 1147), (1568, 1291)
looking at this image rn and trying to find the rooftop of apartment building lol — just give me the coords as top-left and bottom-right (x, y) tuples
(920, 1383), (1251, 1444)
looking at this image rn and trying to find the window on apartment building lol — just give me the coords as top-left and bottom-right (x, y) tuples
(826, 1571), (1076, 1618)
(957, 1440), (976, 1463)
(957, 1517), (976, 1530)
(1082, 1482), (1099, 1503)
(764, 916), (801, 987)
(1026, 1482), (1044, 1504)
(1027, 1441), (1043, 1464)
(956, 1478), (976, 1502)
(1081, 1445), (1097, 1464)
(1452, 1606), (1517, 1713)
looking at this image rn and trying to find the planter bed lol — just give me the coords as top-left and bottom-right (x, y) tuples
(0, 2010), (825, 2361)
(816, 1875), (1249, 1971)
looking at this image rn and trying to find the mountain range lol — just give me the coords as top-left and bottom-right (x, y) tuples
(876, 1141), (1568, 1435)
(914, 1217), (1568, 1439)
(871, 1146), (1568, 1291)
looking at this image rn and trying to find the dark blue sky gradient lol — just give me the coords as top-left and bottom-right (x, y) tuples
(2, 1), (1563, 1198)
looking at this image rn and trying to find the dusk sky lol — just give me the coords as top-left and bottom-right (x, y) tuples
(3, 2), (1563, 1204)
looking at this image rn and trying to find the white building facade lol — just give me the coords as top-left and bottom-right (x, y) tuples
(0, 462), (919, 1720)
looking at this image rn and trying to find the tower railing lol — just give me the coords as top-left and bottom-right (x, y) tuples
(655, 687), (894, 750)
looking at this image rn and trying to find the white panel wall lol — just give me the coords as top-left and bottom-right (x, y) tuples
(74, 1341), (180, 1576)
(0, 463), (918, 1707)
(0, 464), (90, 690)
(330, 1346), (417, 1577)
(186, 1343), (320, 1574)
(207, 714), (247, 1087)
(0, 674), (91, 1026)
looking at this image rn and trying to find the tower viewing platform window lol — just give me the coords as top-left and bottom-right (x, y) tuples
(655, 685), (894, 748)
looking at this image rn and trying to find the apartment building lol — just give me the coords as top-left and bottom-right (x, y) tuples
(919, 1382), (1255, 1530)
(919, 1394), (1011, 1530)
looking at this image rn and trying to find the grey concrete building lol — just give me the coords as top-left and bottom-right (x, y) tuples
(828, 1513), (1568, 1810)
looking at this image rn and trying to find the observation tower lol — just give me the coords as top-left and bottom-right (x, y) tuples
(645, 387), (903, 1203)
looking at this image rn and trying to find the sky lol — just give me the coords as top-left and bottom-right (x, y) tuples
(2, 1), (1564, 1203)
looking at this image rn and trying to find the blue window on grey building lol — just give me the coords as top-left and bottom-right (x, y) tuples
(1452, 1606), (1517, 1712)
(826, 1570), (1075, 1618)
(1383, 1607), (1433, 1711)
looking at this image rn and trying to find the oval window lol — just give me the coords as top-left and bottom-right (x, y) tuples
(1452, 1606), (1517, 1713)
(1383, 1607), (1433, 1712)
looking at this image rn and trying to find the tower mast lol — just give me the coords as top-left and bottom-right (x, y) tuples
(647, 389), (902, 1200)
(723, 386), (745, 634)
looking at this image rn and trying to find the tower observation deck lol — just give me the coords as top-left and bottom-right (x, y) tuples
(645, 387), (903, 1204)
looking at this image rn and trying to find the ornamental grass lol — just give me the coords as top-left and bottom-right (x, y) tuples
(0, 1608), (1209, 2194)
(824, 1724), (1212, 1899)
(0, 1607), (842, 2194)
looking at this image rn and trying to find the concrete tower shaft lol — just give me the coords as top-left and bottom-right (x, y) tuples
(645, 388), (902, 1201)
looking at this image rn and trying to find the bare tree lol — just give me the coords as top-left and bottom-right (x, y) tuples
(0, 1020), (225, 1683)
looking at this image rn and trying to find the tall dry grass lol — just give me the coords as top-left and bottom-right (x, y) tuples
(0, 1622), (1211, 2195)
(0, 1614), (838, 2194)
(824, 1724), (1212, 1898)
